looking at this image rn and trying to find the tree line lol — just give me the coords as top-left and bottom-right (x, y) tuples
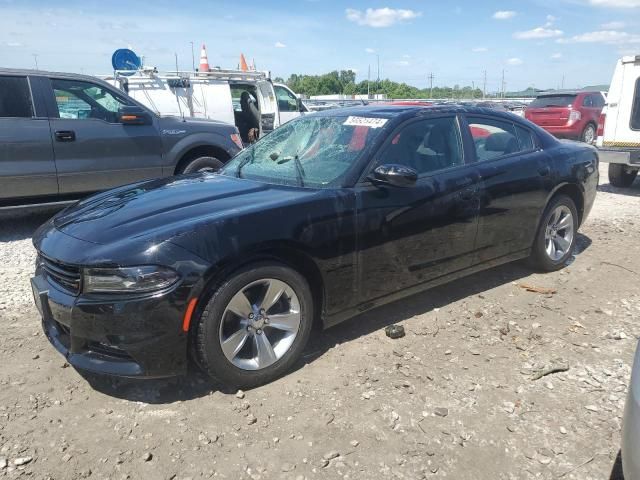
(273, 70), (484, 99)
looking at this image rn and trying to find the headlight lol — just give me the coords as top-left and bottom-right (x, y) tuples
(83, 266), (180, 294)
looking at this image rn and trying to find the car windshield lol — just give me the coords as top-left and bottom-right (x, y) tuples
(220, 114), (387, 188)
(529, 95), (577, 108)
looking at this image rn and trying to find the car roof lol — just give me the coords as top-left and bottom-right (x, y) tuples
(315, 104), (523, 123)
(536, 90), (601, 97)
(0, 67), (112, 84)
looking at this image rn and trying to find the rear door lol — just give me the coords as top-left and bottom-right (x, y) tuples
(465, 115), (553, 263)
(256, 80), (279, 136)
(44, 77), (164, 195)
(0, 75), (58, 202)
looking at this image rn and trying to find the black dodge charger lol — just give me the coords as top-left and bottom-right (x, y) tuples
(32, 105), (598, 388)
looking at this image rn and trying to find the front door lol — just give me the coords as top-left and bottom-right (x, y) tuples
(0, 75), (58, 202)
(357, 115), (481, 303)
(44, 77), (164, 195)
(274, 84), (302, 125)
(465, 115), (553, 263)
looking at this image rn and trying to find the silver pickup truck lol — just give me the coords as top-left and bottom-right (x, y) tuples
(0, 68), (243, 209)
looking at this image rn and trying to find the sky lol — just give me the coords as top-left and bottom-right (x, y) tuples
(1, 0), (640, 92)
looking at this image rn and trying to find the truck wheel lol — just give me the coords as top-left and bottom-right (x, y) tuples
(180, 156), (224, 174)
(195, 262), (314, 388)
(529, 195), (578, 272)
(581, 123), (596, 144)
(609, 164), (638, 188)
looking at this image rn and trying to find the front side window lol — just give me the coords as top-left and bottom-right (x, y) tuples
(468, 117), (523, 161)
(221, 114), (386, 187)
(375, 116), (464, 176)
(631, 79), (640, 130)
(274, 85), (299, 113)
(51, 79), (129, 122)
(0, 76), (33, 118)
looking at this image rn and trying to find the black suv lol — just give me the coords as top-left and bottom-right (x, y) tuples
(0, 69), (243, 208)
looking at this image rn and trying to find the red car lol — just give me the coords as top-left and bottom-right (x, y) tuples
(524, 91), (605, 144)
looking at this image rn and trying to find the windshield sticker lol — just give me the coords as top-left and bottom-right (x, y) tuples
(343, 116), (388, 129)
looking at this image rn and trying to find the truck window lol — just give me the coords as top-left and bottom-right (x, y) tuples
(51, 79), (130, 123)
(632, 78), (640, 130)
(275, 85), (299, 112)
(0, 76), (33, 118)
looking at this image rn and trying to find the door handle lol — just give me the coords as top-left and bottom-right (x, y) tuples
(538, 166), (551, 177)
(55, 130), (76, 142)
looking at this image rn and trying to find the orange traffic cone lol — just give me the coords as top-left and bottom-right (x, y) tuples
(239, 53), (248, 72)
(199, 44), (210, 72)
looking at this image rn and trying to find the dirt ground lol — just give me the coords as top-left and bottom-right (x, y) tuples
(1, 162), (639, 480)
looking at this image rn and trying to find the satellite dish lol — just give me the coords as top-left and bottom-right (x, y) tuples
(111, 49), (141, 76)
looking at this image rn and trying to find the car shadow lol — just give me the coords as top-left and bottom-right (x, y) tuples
(79, 233), (592, 403)
(0, 207), (62, 243)
(598, 179), (640, 197)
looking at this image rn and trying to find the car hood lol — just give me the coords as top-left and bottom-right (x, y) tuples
(52, 174), (317, 245)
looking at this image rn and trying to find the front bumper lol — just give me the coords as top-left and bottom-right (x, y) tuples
(31, 271), (189, 378)
(623, 340), (640, 480)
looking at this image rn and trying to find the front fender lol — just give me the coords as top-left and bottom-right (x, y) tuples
(163, 132), (239, 167)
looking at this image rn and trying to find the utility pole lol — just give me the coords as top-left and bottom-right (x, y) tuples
(376, 54), (380, 97)
(428, 72), (434, 99)
(482, 70), (487, 99)
(501, 69), (505, 99)
(174, 52), (179, 72)
(190, 41), (195, 71)
(561, 74), (565, 90)
(367, 64), (370, 98)
(32, 53), (39, 70)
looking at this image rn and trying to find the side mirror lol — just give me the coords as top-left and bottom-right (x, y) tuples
(298, 98), (308, 113)
(118, 105), (151, 125)
(369, 164), (418, 187)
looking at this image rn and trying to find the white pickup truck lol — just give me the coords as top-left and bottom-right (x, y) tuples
(596, 55), (640, 188)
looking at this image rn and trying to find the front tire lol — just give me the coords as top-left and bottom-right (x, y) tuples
(179, 156), (224, 174)
(609, 163), (638, 188)
(530, 195), (578, 272)
(195, 262), (314, 388)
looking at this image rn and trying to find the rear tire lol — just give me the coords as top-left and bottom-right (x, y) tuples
(608, 163), (638, 188)
(179, 156), (224, 174)
(195, 262), (314, 389)
(529, 195), (578, 272)
(581, 123), (596, 144)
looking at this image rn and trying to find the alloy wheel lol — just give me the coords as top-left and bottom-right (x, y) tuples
(544, 205), (574, 261)
(218, 278), (301, 370)
(583, 125), (595, 144)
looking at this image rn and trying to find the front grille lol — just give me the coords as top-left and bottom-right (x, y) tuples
(39, 255), (81, 294)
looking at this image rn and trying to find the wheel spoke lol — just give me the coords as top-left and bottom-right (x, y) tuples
(254, 333), (277, 368)
(546, 238), (556, 258)
(221, 330), (249, 360)
(268, 312), (300, 332)
(259, 279), (287, 312)
(557, 213), (572, 230)
(227, 291), (253, 318)
(555, 235), (571, 253)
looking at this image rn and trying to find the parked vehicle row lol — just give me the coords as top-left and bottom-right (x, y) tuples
(31, 104), (598, 389)
(0, 68), (243, 208)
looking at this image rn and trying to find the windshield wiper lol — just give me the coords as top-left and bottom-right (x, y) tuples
(272, 153), (306, 187)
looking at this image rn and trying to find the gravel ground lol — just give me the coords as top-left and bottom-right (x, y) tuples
(1, 163), (639, 480)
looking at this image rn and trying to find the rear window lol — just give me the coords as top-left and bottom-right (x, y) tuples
(0, 76), (33, 118)
(529, 95), (577, 108)
(631, 78), (640, 130)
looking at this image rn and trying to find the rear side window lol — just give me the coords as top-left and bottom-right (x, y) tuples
(529, 95), (577, 108)
(0, 76), (33, 118)
(631, 79), (640, 130)
(582, 95), (594, 107)
(515, 125), (536, 151)
(468, 116), (530, 161)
